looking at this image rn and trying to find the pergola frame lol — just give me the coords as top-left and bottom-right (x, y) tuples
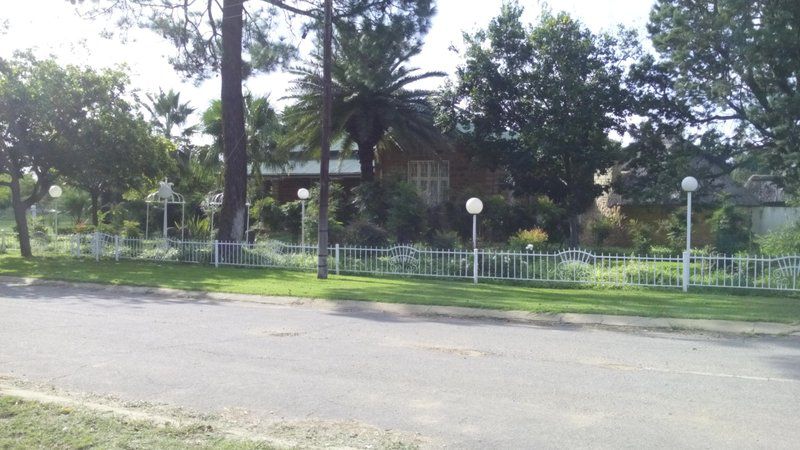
(145, 180), (185, 240)
(201, 191), (251, 237)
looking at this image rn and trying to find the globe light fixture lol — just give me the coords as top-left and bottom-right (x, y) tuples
(681, 176), (700, 292)
(681, 176), (699, 193)
(465, 197), (483, 284)
(298, 188), (310, 246)
(49, 185), (63, 235)
(297, 188), (310, 200)
(465, 197), (484, 215)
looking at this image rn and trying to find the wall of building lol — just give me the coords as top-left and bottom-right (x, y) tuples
(378, 145), (505, 200)
(750, 207), (800, 235)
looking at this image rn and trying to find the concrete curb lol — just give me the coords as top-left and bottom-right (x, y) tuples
(2, 275), (799, 336)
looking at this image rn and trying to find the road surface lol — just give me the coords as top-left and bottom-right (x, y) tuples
(1, 281), (799, 448)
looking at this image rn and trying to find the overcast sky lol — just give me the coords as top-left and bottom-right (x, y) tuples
(0, 0), (654, 117)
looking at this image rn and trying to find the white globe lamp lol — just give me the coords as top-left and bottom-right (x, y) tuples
(465, 197), (484, 215)
(681, 176), (699, 192)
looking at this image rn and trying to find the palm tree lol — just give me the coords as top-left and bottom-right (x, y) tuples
(284, 22), (444, 182)
(144, 89), (198, 167)
(201, 95), (287, 185)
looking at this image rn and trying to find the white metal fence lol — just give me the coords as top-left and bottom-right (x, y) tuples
(2, 231), (799, 293)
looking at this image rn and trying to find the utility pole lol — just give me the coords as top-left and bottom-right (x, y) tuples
(317, 0), (333, 279)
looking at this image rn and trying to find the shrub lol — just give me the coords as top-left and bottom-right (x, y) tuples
(508, 227), (549, 251)
(252, 197), (285, 231)
(74, 221), (94, 234)
(757, 222), (800, 255)
(183, 216), (211, 240)
(427, 230), (461, 249)
(588, 217), (615, 246)
(710, 202), (750, 254)
(342, 220), (389, 246)
(658, 208), (688, 252)
(627, 219), (655, 254)
(122, 220), (141, 238)
(385, 181), (427, 243)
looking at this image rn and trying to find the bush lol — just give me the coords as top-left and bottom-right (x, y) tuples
(122, 220), (141, 238)
(252, 197), (285, 231)
(508, 227), (549, 251)
(427, 230), (461, 249)
(627, 219), (655, 254)
(710, 202), (750, 254)
(386, 181), (427, 243)
(588, 217), (615, 246)
(342, 220), (389, 246)
(658, 208), (688, 252)
(757, 222), (800, 255)
(184, 216), (211, 240)
(74, 221), (94, 234)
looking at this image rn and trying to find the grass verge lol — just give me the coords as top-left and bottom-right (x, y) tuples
(0, 395), (271, 449)
(0, 255), (799, 323)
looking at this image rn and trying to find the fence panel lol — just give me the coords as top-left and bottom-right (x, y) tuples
(336, 245), (473, 279)
(476, 249), (684, 288)
(3, 232), (799, 293)
(690, 254), (800, 291)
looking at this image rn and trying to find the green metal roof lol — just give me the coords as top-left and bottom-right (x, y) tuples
(260, 157), (361, 177)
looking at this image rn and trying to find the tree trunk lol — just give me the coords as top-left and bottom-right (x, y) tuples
(217, 0), (248, 244)
(317, 0), (333, 279)
(568, 214), (581, 248)
(9, 175), (32, 258)
(357, 143), (376, 182)
(90, 190), (100, 227)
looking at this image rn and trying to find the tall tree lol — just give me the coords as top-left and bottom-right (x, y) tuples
(70, 0), (433, 243)
(0, 54), (142, 256)
(144, 88), (197, 167)
(438, 4), (633, 245)
(62, 102), (173, 226)
(642, 0), (800, 194)
(284, 1), (441, 181)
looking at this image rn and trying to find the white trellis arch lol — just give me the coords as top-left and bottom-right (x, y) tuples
(201, 191), (251, 235)
(145, 179), (185, 240)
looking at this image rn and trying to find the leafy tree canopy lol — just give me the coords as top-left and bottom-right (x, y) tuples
(438, 3), (635, 245)
(623, 0), (800, 199)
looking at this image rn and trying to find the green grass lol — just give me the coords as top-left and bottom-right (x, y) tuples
(0, 396), (272, 449)
(1, 254), (799, 323)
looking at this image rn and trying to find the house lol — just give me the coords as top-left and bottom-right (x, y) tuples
(587, 159), (800, 245)
(260, 139), (505, 205)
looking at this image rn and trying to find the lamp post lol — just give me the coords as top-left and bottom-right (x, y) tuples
(466, 197), (483, 249)
(681, 176), (699, 251)
(48, 185), (62, 235)
(681, 176), (699, 293)
(297, 188), (310, 247)
(466, 197), (483, 284)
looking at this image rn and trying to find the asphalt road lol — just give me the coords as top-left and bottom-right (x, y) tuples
(1, 282), (799, 448)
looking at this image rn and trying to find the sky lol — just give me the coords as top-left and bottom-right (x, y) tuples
(0, 0), (655, 119)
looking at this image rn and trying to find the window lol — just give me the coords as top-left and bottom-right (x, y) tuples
(408, 160), (450, 205)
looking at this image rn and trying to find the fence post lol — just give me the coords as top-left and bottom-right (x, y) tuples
(94, 231), (100, 262)
(214, 240), (219, 268)
(114, 235), (120, 261)
(0, 231), (5, 253)
(473, 248), (479, 284)
(335, 243), (340, 275)
(75, 235), (82, 258)
(682, 250), (690, 292)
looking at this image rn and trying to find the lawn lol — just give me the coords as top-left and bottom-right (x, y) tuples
(0, 395), (272, 449)
(1, 254), (799, 323)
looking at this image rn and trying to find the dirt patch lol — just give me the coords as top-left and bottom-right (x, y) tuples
(0, 377), (424, 449)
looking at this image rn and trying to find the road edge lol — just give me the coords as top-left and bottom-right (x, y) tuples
(1, 275), (799, 336)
